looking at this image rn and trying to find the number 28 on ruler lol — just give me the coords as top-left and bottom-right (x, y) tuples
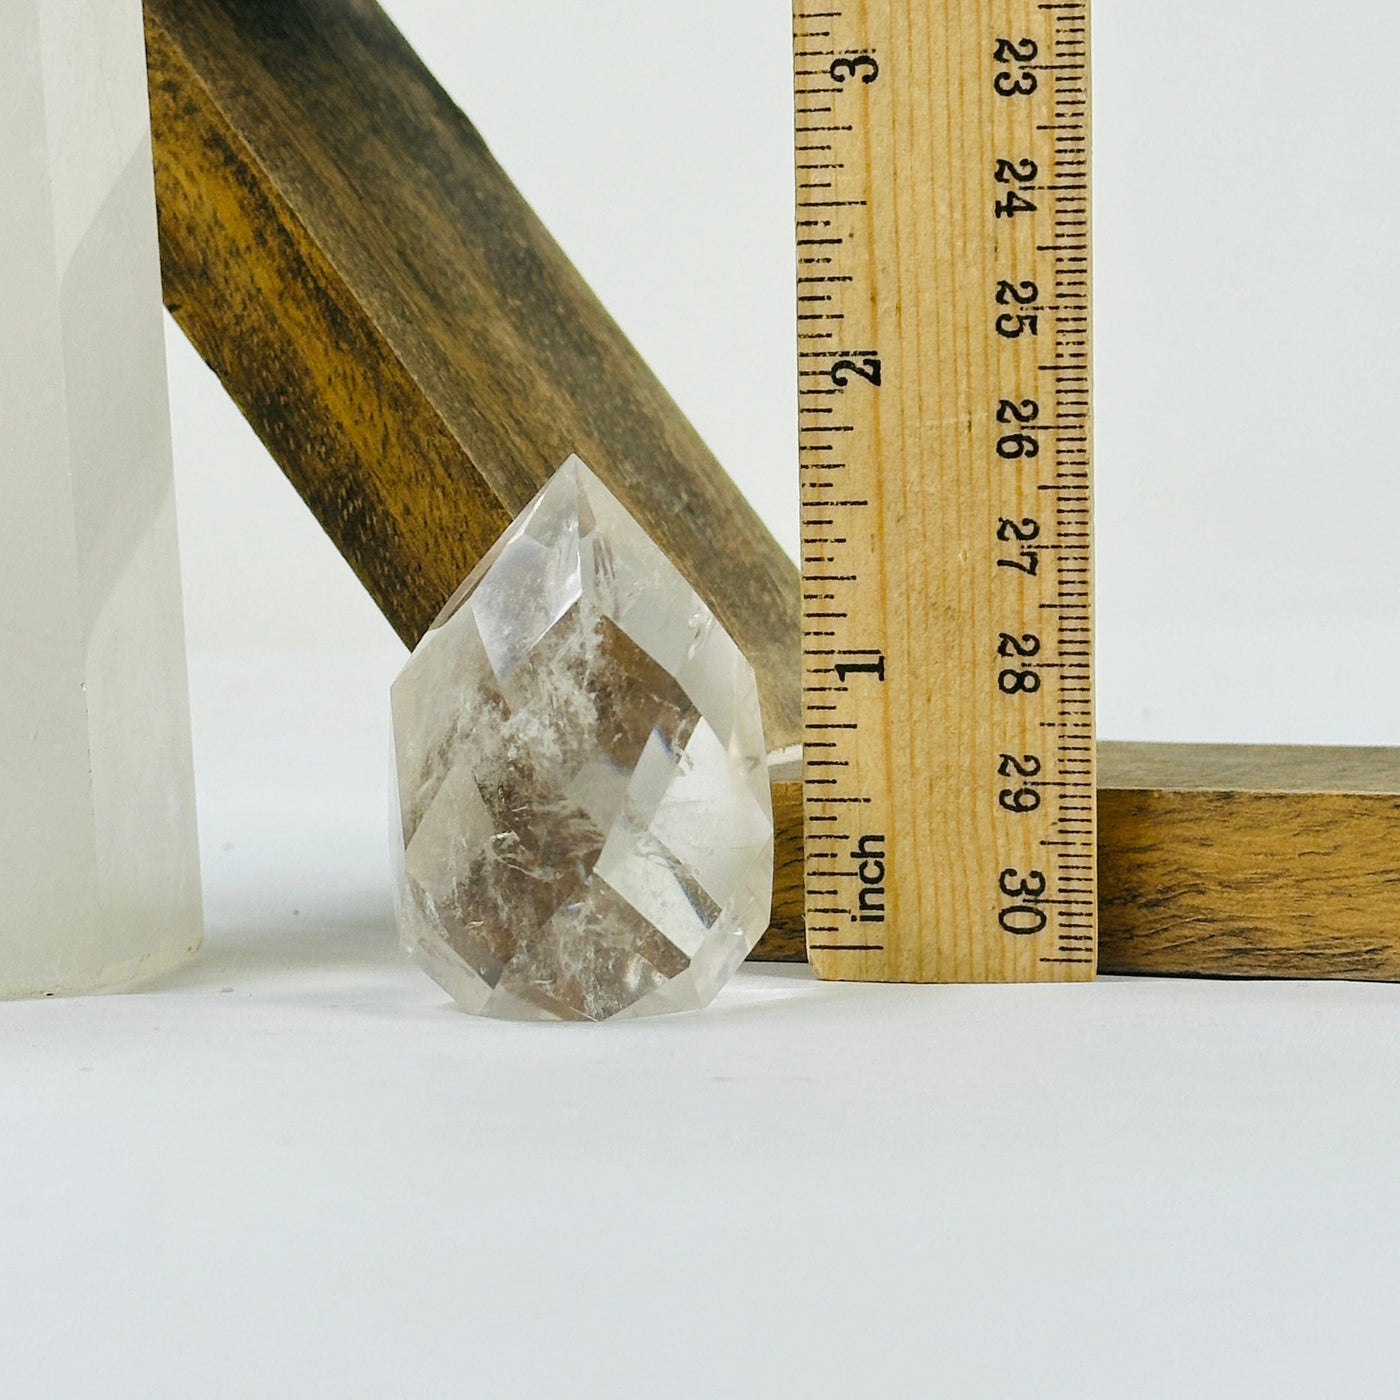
(794, 1), (1095, 981)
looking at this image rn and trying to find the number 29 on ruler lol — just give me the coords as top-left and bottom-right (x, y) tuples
(794, 1), (1095, 981)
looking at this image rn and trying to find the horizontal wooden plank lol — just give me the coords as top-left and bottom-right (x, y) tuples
(145, 0), (800, 752)
(753, 742), (1400, 979)
(1098, 742), (1400, 795)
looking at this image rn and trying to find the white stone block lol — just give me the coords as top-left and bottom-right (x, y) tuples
(0, 0), (202, 994)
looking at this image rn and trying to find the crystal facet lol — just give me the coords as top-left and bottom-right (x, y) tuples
(390, 456), (773, 1021)
(0, 0), (202, 996)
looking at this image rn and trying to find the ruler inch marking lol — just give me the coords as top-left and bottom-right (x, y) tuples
(794, 0), (1095, 982)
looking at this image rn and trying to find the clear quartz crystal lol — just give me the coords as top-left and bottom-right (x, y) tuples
(391, 456), (773, 1021)
(0, 0), (202, 995)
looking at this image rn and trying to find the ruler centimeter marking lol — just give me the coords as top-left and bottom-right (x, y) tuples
(794, 0), (1095, 981)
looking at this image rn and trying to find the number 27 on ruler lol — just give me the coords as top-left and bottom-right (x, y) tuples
(794, 1), (1095, 981)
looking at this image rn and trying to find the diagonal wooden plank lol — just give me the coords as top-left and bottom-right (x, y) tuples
(145, 0), (800, 750)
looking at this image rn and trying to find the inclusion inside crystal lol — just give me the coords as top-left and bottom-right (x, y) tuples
(391, 456), (772, 1021)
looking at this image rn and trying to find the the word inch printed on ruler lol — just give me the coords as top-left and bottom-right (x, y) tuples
(793, 0), (1095, 982)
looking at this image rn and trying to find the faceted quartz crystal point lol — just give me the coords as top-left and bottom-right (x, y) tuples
(390, 456), (773, 1021)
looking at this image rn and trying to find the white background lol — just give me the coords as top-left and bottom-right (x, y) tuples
(6, 3), (1400, 1397)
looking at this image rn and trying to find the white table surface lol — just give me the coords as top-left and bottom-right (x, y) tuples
(4, 649), (1399, 1399)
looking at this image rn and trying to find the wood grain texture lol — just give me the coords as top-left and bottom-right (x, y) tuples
(1098, 742), (1400, 795)
(755, 743), (1400, 979)
(145, 0), (800, 750)
(753, 765), (807, 962)
(1098, 743), (1400, 980)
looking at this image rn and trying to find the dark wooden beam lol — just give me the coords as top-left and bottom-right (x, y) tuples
(144, 0), (800, 751)
(1096, 742), (1400, 980)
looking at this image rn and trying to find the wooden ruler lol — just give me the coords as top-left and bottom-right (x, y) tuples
(793, 0), (1095, 981)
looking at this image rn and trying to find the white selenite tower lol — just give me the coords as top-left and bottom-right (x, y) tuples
(0, 0), (202, 994)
